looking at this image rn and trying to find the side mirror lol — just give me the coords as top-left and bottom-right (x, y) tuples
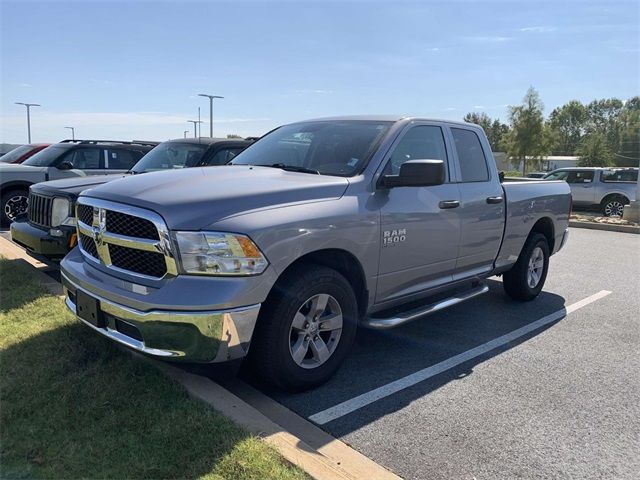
(57, 161), (73, 170)
(382, 160), (445, 188)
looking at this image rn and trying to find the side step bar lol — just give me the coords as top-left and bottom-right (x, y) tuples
(363, 283), (490, 330)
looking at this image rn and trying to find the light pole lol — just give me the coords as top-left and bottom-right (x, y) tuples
(183, 130), (189, 138)
(15, 102), (41, 143)
(198, 93), (223, 137)
(187, 120), (202, 138)
(65, 126), (75, 140)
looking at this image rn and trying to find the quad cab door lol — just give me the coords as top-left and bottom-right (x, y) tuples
(376, 123), (461, 304)
(449, 126), (505, 279)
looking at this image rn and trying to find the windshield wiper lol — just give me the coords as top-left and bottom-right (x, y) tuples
(256, 163), (320, 175)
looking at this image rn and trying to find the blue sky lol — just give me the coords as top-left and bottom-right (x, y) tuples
(1, 0), (638, 143)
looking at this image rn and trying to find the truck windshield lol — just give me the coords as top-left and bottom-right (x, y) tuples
(130, 142), (208, 173)
(22, 145), (67, 167)
(230, 121), (392, 176)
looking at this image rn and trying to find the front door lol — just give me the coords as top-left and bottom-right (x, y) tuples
(376, 124), (461, 303)
(566, 170), (596, 205)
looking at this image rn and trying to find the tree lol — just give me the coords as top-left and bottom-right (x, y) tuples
(576, 133), (614, 167)
(463, 112), (510, 151)
(547, 100), (587, 155)
(585, 98), (624, 153)
(502, 87), (555, 174)
(615, 107), (640, 167)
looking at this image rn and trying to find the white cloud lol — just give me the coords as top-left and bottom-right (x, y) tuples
(465, 36), (512, 43)
(19, 83), (32, 88)
(473, 105), (485, 109)
(519, 26), (557, 33)
(426, 47), (440, 52)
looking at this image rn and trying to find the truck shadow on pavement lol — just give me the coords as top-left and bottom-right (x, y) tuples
(246, 279), (568, 436)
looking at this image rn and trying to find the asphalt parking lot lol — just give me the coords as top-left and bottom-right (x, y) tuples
(246, 227), (639, 479)
(2, 226), (638, 479)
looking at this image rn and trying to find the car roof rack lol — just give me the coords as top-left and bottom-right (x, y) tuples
(60, 139), (159, 146)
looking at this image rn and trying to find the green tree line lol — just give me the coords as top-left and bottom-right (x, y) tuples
(463, 87), (640, 174)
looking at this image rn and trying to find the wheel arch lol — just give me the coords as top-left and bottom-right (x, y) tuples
(270, 248), (369, 319)
(600, 192), (630, 205)
(529, 216), (555, 252)
(1, 181), (33, 193)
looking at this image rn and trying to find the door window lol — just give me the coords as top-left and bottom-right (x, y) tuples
(451, 128), (489, 182)
(63, 148), (101, 169)
(566, 171), (594, 183)
(386, 125), (448, 178)
(106, 149), (139, 170)
(544, 170), (569, 181)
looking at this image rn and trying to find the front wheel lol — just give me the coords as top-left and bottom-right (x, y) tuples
(1, 189), (29, 226)
(248, 264), (358, 391)
(503, 233), (550, 301)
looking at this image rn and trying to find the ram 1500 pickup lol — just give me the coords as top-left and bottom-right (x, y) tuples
(60, 116), (571, 391)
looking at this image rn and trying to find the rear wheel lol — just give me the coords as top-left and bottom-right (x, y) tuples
(503, 233), (550, 301)
(1, 189), (29, 226)
(248, 264), (358, 391)
(601, 195), (627, 217)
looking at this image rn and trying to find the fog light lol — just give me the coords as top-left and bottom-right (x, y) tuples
(49, 228), (64, 237)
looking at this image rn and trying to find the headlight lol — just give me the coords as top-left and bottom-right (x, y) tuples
(174, 231), (268, 276)
(51, 198), (76, 227)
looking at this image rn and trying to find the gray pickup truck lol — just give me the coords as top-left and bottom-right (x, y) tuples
(60, 116), (571, 390)
(543, 167), (638, 216)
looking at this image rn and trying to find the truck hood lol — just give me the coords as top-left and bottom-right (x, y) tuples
(31, 173), (129, 197)
(82, 165), (350, 230)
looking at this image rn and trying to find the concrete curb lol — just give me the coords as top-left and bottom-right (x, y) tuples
(0, 234), (401, 480)
(569, 220), (640, 234)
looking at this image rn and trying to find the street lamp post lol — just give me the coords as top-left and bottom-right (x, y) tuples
(183, 130), (189, 138)
(15, 102), (41, 143)
(65, 126), (75, 140)
(187, 120), (202, 138)
(197, 94), (223, 137)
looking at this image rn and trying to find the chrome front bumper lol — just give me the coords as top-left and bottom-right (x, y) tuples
(63, 273), (261, 363)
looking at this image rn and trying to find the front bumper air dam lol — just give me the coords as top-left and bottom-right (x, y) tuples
(62, 273), (261, 364)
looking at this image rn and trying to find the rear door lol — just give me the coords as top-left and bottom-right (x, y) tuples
(566, 170), (596, 205)
(376, 123), (461, 303)
(450, 126), (505, 279)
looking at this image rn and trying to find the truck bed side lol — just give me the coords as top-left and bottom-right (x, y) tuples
(494, 180), (571, 273)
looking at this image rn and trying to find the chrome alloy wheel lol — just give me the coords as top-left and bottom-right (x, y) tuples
(527, 246), (545, 288)
(288, 293), (343, 369)
(4, 194), (28, 220)
(604, 200), (624, 217)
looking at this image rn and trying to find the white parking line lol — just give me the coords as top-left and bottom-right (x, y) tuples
(308, 290), (612, 425)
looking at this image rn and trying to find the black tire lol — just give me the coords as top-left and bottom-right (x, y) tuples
(248, 264), (358, 391)
(1, 188), (29, 226)
(503, 233), (550, 301)
(601, 195), (628, 217)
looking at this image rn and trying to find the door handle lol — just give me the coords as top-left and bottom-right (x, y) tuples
(486, 196), (504, 204)
(439, 200), (460, 209)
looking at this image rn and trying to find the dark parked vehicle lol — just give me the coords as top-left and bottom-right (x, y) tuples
(10, 138), (253, 258)
(0, 144), (51, 164)
(0, 139), (158, 225)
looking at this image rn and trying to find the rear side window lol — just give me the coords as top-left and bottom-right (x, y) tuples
(106, 149), (139, 169)
(387, 125), (448, 177)
(451, 128), (489, 182)
(207, 147), (246, 166)
(601, 169), (638, 182)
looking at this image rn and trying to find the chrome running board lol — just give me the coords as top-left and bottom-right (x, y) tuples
(363, 283), (489, 329)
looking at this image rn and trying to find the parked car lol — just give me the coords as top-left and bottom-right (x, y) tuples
(525, 172), (546, 178)
(0, 139), (158, 225)
(10, 137), (253, 258)
(0, 143), (51, 164)
(60, 116), (571, 391)
(543, 167), (638, 216)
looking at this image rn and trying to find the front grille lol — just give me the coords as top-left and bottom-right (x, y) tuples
(109, 244), (166, 277)
(76, 199), (172, 279)
(28, 193), (53, 227)
(79, 232), (98, 258)
(77, 204), (93, 225)
(106, 211), (159, 240)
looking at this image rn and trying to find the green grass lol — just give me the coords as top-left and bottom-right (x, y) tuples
(0, 258), (307, 480)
